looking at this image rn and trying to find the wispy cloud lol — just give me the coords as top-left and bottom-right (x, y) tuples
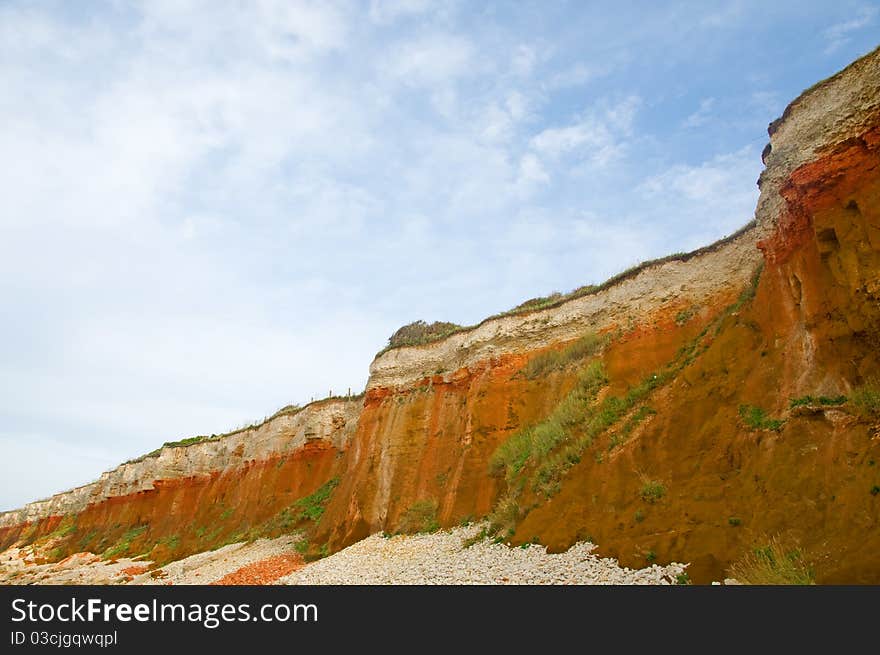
(823, 6), (877, 54)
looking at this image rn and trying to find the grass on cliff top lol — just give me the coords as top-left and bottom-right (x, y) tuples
(125, 392), (365, 465)
(728, 537), (815, 585)
(385, 320), (465, 349)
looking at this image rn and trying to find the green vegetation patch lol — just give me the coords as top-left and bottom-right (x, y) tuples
(675, 307), (695, 326)
(480, 265), (759, 541)
(789, 395), (847, 408)
(48, 516), (77, 540)
(738, 405), (785, 431)
(247, 477), (341, 540)
(386, 320), (464, 350)
(731, 262), (763, 313)
(510, 292), (565, 313)
(640, 481), (666, 504)
(609, 406), (656, 451)
(852, 379), (880, 419)
(160, 534), (181, 550)
(398, 499), (440, 534)
(490, 360), (607, 483)
(290, 478), (340, 524)
(102, 525), (149, 560)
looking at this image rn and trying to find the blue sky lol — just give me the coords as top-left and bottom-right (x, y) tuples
(1, 1), (877, 511)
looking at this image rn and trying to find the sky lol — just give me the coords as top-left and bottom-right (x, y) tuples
(0, 1), (877, 511)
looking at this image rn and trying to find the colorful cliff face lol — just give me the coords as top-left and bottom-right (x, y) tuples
(512, 51), (880, 583)
(314, 47), (880, 582)
(2, 48), (879, 583)
(0, 399), (361, 564)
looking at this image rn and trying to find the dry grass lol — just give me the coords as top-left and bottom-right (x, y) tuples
(487, 494), (520, 537)
(728, 536), (815, 585)
(523, 332), (605, 379)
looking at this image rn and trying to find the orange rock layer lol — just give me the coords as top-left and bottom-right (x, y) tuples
(0, 442), (340, 564)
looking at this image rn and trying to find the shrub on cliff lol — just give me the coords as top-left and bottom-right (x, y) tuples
(398, 499), (440, 533)
(386, 320), (463, 349)
(511, 292), (563, 312)
(852, 379), (880, 419)
(728, 536), (815, 585)
(738, 404), (785, 431)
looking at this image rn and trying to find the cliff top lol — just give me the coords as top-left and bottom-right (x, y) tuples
(377, 219), (759, 359)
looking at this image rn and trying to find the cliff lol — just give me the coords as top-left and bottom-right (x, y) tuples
(0, 398), (360, 563)
(2, 47), (879, 583)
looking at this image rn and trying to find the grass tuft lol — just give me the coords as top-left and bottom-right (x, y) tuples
(640, 481), (666, 504)
(487, 494), (520, 537)
(852, 379), (880, 419)
(789, 395), (847, 408)
(728, 536), (815, 585)
(398, 499), (440, 534)
(523, 332), (605, 379)
(102, 525), (149, 560)
(738, 404), (785, 431)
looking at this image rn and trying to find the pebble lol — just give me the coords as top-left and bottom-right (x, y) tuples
(279, 524), (688, 585)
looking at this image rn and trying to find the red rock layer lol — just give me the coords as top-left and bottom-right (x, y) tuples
(0, 442), (340, 564)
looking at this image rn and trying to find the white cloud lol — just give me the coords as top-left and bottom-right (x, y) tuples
(511, 45), (538, 77)
(638, 146), (761, 242)
(139, 0), (349, 60)
(516, 153), (551, 191)
(369, 0), (433, 24)
(477, 91), (534, 143)
(545, 62), (601, 89)
(529, 96), (639, 167)
(532, 123), (607, 156)
(383, 33), (476, 86)
(823, 6), (877, 54)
